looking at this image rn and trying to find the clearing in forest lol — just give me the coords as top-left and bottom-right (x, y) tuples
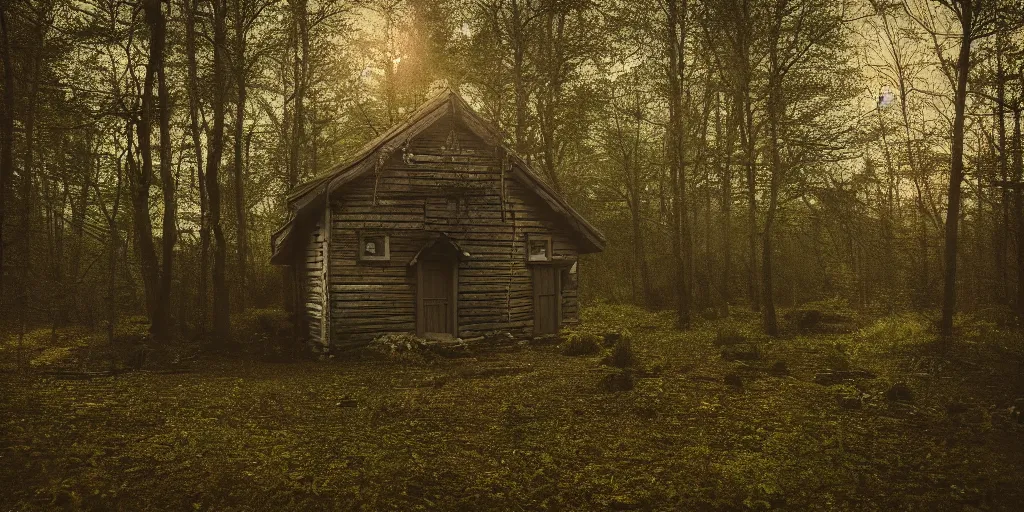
(1, 305), (1023, 510)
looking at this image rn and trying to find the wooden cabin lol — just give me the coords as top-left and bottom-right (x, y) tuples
(270, 90), (605, 354)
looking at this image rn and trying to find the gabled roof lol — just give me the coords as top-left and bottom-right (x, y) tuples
(270, 89), (605, 264)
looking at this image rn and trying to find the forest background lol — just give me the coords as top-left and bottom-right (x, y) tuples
(1, 0), (1023, 344)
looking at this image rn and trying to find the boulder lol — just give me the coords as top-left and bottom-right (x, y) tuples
(600, 370), (635, 393)
(720, 343), (760, 361)
(1009, 398), (1024, 424)
(885, 382), (913, 402)
(769, 360), (790, 376)
(837, 394), (862, 410)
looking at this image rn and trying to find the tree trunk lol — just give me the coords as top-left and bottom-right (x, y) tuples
(720, 94), (738, 316)
(510, 0), (528, 157)
(994, 36), (1008, 304)
(629, 194), (652, 307)
(233, 0), (248, 312)
(183, 0), (208, 337)
(1013, 108), (1023, 316)
(762, 60), (781, 336)
(0, 3), (13, 305)
(742, 95), (759, 312)
(666, 0), (691, 327)
(129, 115), (160, 319)
(939, 7), (972, 338)
(144, 0), (177, 340)
(209, 0), (231, 343)
(289, 0), (308, 188)
(20, 45), (43, 326)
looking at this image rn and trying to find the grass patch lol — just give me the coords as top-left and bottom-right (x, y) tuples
(1, 304), (1022, 510)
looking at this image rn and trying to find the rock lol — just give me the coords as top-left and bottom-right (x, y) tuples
(769, 360), (789, 376)
(885, 382), (913, 402)
(792, 309), (823, 331)
(946, 402), (968, 416)
(600, 370), (635, 393)
(715, 327), (747, 346)
(720, 343), (760, 361)
(724, 373), (743, 388)
(481, 330), (517, 348)
(336, 397), (358, 407)
(1009, 399), (1024, 424)
(608, 495), (643, 510)
(784, 306), (857, 333)
(813, 370), (877, 386)
(837, 394), (862, 410)
(529, 334), (561, 346)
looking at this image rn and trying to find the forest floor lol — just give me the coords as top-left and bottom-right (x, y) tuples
(1, 304), (1024, 511)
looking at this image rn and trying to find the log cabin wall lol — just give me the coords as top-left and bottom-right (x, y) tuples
(326, 121), (580, 349)
(299, 217), (328, 353)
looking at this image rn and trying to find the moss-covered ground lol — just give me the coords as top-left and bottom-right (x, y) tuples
(2, 305), (1023, 510)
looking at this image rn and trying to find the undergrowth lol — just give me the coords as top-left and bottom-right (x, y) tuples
(0, 304), (1022, 510)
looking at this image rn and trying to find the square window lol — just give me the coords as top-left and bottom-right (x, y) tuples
(359, 233), (390, 261)
(527, 236), (552, 262)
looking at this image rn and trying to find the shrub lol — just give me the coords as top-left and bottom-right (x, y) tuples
(113, 316), (151, 345)
(232, 308), (295, 361)
(721, 343), (760, 361)
(823, 342), (851, 371)
(715, 325), (748, 346)
(561, 331), (602, 356)
(599, 369), (635, 392)
(367, 333), (428, 357)
(603, 334), (635, 368)
(783, 298), (858, 333)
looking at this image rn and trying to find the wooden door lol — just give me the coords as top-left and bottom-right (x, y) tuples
(533, 265), (561, 334)
(419, 259), (454, 336)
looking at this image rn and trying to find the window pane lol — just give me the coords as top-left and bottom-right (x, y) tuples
(529, 239), (548, 259)
(362, 235), (386, 258)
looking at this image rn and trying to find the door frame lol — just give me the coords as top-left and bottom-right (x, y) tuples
(415, 255), (459, 338)
(531, 263), (563, 335)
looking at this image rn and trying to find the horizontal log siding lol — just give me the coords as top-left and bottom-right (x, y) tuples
(328, 122), (580, 347)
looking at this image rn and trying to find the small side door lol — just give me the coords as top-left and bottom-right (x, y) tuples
(532, 265), (561, 334)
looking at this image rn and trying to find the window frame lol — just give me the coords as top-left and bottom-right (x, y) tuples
(357, 232), (391, 262)
(526, 235), (553, 262)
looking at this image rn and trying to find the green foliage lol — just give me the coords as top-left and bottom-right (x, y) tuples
(366, 333), (435, 364)
(112, 316), (151, 345)
(715, 325), (748, 346)
(560, 331), (602, 356)
(602, 333), (635, 368)
(783, 298), (859, 334)
(231, 308), (295, 361)
(823, 341), (851, 371)
(2, 304), (1023, 510)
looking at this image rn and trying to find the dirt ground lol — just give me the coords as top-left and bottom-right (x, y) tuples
(2, 305), (1023, 511)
